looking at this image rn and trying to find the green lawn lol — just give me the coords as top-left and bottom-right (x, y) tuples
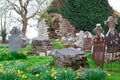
(21, 56), (54, 67)
(0, 55), (120, 80)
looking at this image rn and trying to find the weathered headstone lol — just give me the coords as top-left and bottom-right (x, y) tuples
(83, 31), (93, 52)
(9, 27), (22, 51)
(104, 16), (120, 71)
(105, 16), (119, 53)
(92, 24), (105, 68)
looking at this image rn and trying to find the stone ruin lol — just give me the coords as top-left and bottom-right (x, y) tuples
(61, 36), (75, 48)
(53, 16), (120, 70)
(37, 19), (49, 40)
(49, 13), (75, 38)
(74, 31), (84, 49)
(49, 13), (76, 47)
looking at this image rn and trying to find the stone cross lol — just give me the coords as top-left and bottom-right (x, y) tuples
(93, 24), (103, 37)
(105, 16), (117, 31)
(9, 27), (22, 51)
(105, 16), (119, 53)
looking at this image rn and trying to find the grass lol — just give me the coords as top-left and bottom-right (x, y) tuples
(106, 72), (120, 80)
(104, 62), (120, 71)
(0, 55), (120, 80)
(22, 56), (54, 67)
(85, 52), (120, 80)
(0, 56), (54, 80)
(0, 56), (54, 68)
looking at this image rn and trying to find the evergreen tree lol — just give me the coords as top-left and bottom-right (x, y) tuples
(48, 0), (112, 33)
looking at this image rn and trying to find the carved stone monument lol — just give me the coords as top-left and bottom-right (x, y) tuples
(105, 16), (119, 53)
(92, 24), (105, 68)
(83, 31), (93, 52)
(9, 27), (22, 51)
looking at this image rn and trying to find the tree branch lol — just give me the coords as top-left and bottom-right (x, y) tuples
(6, 0), (21, 15)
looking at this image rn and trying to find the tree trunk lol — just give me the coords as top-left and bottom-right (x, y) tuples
(22, 20), (28, 34)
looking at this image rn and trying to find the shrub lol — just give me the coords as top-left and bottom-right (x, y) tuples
(27, 64), (49, 75)
(80, 68), (107, 80)
(55, 68), (80, 80)
(52, 40), (64, 49)
(0, 51), (14, 61)
(9, 51), (27, 59)
(28, 64), (80, 80)
(0, 61), (25, 80)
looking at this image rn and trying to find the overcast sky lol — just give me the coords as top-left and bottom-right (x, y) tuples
(108, 0), (120, 12)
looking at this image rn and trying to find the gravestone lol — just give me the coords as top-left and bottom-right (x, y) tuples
(104, 16), (120, 71)
(92, 24), (105, 68)
(83, 31), (93, 52)
(105, 16), (119, 53)
(9, 27), (22, 51)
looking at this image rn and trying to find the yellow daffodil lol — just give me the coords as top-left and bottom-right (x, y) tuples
(107, 73), (111, 76)
(64, 70), (67, 73)
(21, 75), (27, 79)
(76, 72), (80, 78)
(46, 70), (48, 72)
(18, 70), (21, 75)
(35, 74), (39, 77)
(51, 71), (57, 77)
(0, 64), (2, 68)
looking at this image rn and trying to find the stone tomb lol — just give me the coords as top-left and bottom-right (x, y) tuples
(9, 27), (22, 51)
(54, 48), (88, 69)
(32, 39), (53, 56)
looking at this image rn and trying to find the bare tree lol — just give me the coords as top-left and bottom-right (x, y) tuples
(0, 14), (7, 43)
(0, 0), (52, 34)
